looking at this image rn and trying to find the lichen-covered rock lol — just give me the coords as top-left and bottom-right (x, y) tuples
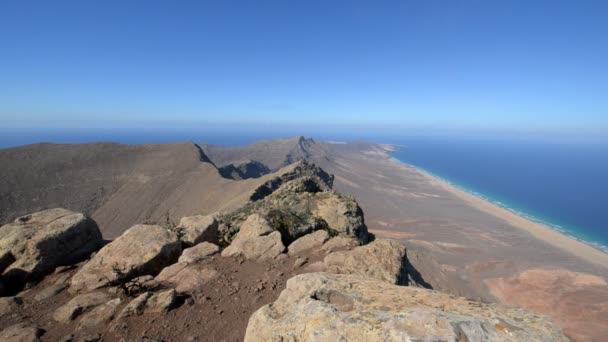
(53, 292), (110, 323)
(324, 239), (407, 285)
(0, 322), (45, 342)
(177, 215), (219, 246)
(221, 214), (285, 261)
(155, 262), (218, 293)
(0, 208), (102, 286)
(288, 230), (329, 256)
(178, 242), (220, 263)
(70, 224), (181, 292)
(245, 273), (567, 342)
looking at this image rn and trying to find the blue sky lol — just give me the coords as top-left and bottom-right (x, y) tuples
(1, 1), (607, 134)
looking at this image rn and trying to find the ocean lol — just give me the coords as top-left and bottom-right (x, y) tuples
(388, 136), (608, 253)
(1, 128), (607, 253)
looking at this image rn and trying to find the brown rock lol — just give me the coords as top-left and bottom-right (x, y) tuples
(321, 236), (360, 252)
(288, 230), (329, 256)
(221, 214), (285, 261)
(155, 262), (218, 293)
(77, 298), (121, 329)
(53, 292), (110, 323)
(324, 238), (407, 285)
(70, 224), (181, 292)
(0, 322), (45, 342)
(0, 296), (21, 317)
(178, 242), (220, 263)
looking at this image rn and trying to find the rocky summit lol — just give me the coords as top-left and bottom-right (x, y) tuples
(0, 160), (567, 341)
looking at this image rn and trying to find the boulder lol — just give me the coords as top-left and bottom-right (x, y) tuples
(0, 296), (21, 317)
(155, 262), (218, 293)
(221, 214), (285, 261)
(178, 242), (220, 263)
(117, 292), (152, 319)
(245, 273), (568, 342)
(0, 322), (45, 342)
(77, 298), (121, 329)
(324, 239), (407, 285)
(0, 208), (102, 286)
(177, 215), (219, 246)
(53, 292), (110, 323)
(70, 224), (181, 292)
(288, 230), (329, 256)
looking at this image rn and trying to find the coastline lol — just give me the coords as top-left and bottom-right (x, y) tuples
(383, 152), (608, 270)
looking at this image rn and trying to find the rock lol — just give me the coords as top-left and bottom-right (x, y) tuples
(53, 292), (110, 323)
(0, 296), (22, 316)
(118, 289), (177, 319)
(324, 239), (407, 285)
(221, 214), (285, 261)
(178, 242), (220, 263)
(321, 236), (360, 253)
(177, 215), (219, 246)
(292, 257), (308, 269)
(77, 298), (121, 329)
(155, 262), (218, 293)
(71, 224), (181, 292)
(244, 273), (568, 342)
(146, 288), (178, 313)
(0, 208), (102, 287)
(118, 292), (152, 319)
(288, 230), (329, 256)
(34, 273), (72, 301)
(0, 322), (45, 342)
(34, 283), (68, 301)
(311, 194), (368, 243)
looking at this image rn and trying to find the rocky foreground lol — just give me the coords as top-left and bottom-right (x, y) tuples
(0, 161), (566, 341)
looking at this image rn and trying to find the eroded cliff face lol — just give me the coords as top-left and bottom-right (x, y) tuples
(0, 161), (567, 341)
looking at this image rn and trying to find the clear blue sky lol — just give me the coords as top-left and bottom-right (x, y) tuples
(1, 1), (607, 134)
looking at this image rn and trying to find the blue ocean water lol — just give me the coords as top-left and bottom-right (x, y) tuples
(389, 136), (608, 253)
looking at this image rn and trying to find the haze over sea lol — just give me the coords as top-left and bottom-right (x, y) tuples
(1, 127), (607, 253)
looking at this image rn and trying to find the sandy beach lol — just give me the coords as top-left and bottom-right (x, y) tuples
(387, 157), (608, 269)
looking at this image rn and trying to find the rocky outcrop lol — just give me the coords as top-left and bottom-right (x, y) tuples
(178, 242), (220, 263)
(288, 230), (329, 256)
(324, 239), (408, 285)
(220, 165), (368, 245)
(177, 215), (219, 246)
(70, 225), (181, 292)
(245, 273), (568, 342)
(0, 208), (102, 288)
(53, 292), (111, 323)
(221, 214), (285, 261)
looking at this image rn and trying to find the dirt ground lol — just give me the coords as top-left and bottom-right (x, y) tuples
(0, 249), (329, 342)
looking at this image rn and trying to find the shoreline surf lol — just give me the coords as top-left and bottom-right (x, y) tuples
(385, 153), (608, 269)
